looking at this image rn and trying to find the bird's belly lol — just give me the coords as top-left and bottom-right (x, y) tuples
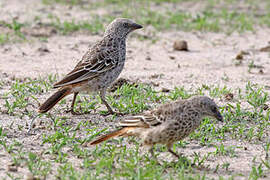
(143, 125), (194, 146)
(87, 62), (125, 90)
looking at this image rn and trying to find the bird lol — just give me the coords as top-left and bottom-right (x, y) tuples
(89, 96), (223, 158)
(38, 18), (143, 115)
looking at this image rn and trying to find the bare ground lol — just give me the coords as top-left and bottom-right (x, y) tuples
(2, 29), (270, 90)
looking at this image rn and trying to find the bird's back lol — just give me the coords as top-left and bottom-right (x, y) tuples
(53, 35), (126, 88)
(150, 99), (189, 122)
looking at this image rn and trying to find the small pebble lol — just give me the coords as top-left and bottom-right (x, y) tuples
(173, 40), (188, 51)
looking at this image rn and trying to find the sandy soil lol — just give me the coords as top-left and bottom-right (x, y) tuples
(0, 0), (269, 91)
(1, 0), (270, 179)
(1, 29), (270, 90)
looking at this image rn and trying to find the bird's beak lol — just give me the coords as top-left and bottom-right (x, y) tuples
(215, 111), (223, 122)
(131, 23), (143, 30)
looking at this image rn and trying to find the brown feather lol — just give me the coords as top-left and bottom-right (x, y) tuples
(119, 114), (160, 127)
(90, 127), (135, 145)
(53, 42), (116, 88)
(53, 69), (92, 88)
(38, 87), (72, 113)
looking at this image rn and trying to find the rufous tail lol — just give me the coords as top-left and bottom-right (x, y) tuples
(38, 87), (72, 113)
(90, 127), (134, 145)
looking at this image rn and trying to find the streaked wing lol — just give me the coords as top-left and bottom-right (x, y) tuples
(119, 101), (184, 128)
(119, 112), (163, 128)
(54, 41), (118, 88)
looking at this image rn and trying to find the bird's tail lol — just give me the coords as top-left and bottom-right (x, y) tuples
(38, 87), (72, 113)
(90, 127), (135, 145)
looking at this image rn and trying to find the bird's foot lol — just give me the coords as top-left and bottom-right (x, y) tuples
(168, 149), (182, 159)
(101, 110), (124, 116)
(65, 109), (84, 115)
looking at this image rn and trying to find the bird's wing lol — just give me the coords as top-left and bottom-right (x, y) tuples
(53, 40), (119, 88)
(119, 100), (187, 128)
(119, 112), (163, 128)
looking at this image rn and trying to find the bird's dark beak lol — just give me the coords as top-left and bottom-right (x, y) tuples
(131, 23), (143, 30)
(215, 111), (223, 122)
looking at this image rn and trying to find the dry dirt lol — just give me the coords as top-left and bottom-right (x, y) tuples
(0, 0), (270, 179)
(2, 29), (270, 90)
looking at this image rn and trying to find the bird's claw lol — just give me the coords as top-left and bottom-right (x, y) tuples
(102, 110), (124, 116)
(65, 109), (83, 115)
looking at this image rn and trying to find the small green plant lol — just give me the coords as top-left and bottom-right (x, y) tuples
(0, 33), (10, 44)
(1, 72), (270, 179)
(27, 152), (52, 178)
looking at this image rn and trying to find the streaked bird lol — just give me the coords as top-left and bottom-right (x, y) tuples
(90, 96), (223, 158)
(38, 18), (143, 115)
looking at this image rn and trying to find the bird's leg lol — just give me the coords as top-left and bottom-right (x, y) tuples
(65, 92), (82, 115)
(100, 89), (122, 116)
(150, 147), (156, 158)
(167, 144), (181, 159)
(27, 114), (39, 134)
(149, 147), (162, 165)
(27, 113), (55, 135)
(70, 92), (81, 115)
(168, 148), (181, 159)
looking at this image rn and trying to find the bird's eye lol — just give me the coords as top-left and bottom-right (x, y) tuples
(123, 22), (129, 28)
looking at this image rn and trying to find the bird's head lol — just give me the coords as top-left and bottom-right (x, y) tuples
(104, 18), (143, 38)
(191, 96), (223, 122)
